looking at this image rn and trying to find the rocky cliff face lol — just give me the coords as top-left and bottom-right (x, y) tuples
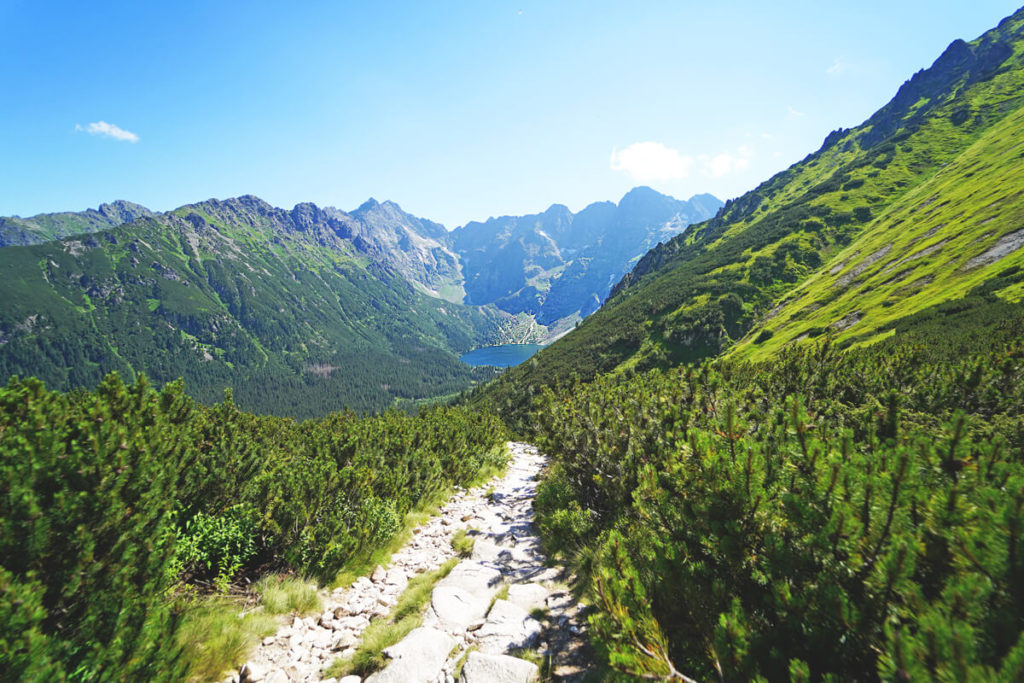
(349, 199), (464, 301)
(450, 187), (722, 325)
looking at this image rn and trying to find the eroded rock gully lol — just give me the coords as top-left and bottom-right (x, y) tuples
(230, 442), (591, 683)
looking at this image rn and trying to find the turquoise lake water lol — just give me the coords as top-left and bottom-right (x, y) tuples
(459, 344), (546, 368)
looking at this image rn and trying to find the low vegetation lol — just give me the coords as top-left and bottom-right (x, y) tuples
(0, 373), (507, 680)
(531, 323), (1024, 680)
(256, 577), (321, 616)
(451, 528), (476, 558)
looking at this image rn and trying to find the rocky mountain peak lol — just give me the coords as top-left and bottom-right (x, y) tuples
(96, 200), (154, 224)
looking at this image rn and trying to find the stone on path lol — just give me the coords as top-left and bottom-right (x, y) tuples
(476, 599), (543, 654)
(470, 538), (503, 563)
(438, 560), (504, 600)
(429, 585), (491, 633)
(507, 583), (549, 612)
(239, 662), (265, 683)
(460, 651), (539, 683)
(364, 627), (455, 683)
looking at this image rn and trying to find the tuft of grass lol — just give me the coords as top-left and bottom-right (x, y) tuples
(486, 582), (510, 615)
(325, 557), (459, 679)
(325, 613), (421, 678)
(256, 575), (321, 615)
(177, 597), (278, 683)
(453, 645), (478, 680)
(451, 528), (476, 558)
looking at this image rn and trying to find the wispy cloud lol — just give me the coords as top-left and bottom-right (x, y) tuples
(610, 141), (693, 182)
(787, 105), (805, 118)
(826, 57), (848, 76)
(75, 120), (139, 143)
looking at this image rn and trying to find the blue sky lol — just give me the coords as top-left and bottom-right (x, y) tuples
(1, 1), (1021, 228)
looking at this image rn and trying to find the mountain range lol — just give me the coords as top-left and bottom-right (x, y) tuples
(0, 188), (717, 415)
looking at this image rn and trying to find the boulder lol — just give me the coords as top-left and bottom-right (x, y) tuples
(460, 651), (539, 683)
(430, 585), (491, 633)
(476, 600), (543, 655)
(364, 627), (455, 683)
(507, 583), (549, 612)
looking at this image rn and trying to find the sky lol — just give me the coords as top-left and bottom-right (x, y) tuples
(1, 1), (1021, 229)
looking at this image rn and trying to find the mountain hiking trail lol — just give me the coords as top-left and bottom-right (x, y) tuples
(231, 442), (592, 683)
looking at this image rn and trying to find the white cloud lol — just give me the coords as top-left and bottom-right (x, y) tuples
(698, 147), (752, 178)
(787, 105), (805, 118)
(826, 58), (848, 76)
(75, 121), (139, 143)
(609, 141), (693, 182)
(611, 141), (753, 182)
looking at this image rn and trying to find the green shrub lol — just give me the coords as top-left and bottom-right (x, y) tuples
(174, 504), (259, 589)
(530, 339), (1024, 680)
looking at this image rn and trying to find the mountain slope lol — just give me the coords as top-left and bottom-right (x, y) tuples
(0, 195), (507, 416)
(450, 187), (721, 325)
(477, 8), (1024, 411)
(733, 100), (1024, 361)
(0, 200), (154, 246)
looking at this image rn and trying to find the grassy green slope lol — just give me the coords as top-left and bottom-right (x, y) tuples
(734, 102), (1024, 361)
(0, 199), (506, 417)
(472, 8), (1024, 415)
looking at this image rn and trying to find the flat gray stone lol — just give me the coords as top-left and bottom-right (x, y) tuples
(507, 583), (549, 612)
(436, 560), (503, 601)
(470, 538), (503, 563)
(431, 585), (490, 633)
(365, 627), (455, 683)
(460, 651), (538, 683)
(477, 599), (543, 655)
(430, 560), (504, 632)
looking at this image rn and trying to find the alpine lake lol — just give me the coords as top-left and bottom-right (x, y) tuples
(459, 343), (546, 368)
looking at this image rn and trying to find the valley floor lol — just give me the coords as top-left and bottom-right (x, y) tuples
(234, 442), (591, 683)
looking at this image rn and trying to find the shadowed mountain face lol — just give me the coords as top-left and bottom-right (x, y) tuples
(477, 7), (1024, 410)
(449, 187), (722, 325)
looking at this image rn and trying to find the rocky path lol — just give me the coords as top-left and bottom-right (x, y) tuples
(235, 442), (590, 683)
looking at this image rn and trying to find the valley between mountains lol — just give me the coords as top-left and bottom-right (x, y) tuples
(0, 187), (719, 416)
(4, 6), (1024, 683)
